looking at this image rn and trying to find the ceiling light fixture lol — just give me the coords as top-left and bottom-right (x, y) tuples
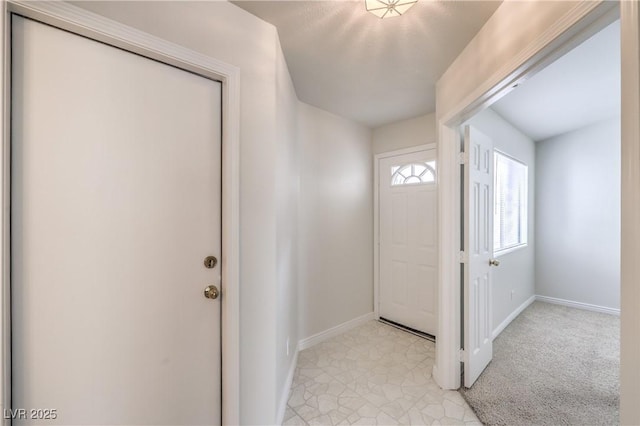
(365, 0), (418, 19)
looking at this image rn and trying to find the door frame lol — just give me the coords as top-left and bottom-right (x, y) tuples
(436, 2), (640, 421)
(434, 0), (621, 392)
(0, 1), (241, 424)
(373, 143), (436, 320)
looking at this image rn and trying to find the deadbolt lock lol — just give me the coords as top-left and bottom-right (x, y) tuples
(204, 285), (219, 300)
(204, 256), (218, 269)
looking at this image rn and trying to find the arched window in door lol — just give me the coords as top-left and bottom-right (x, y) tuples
(391, 161), (436, 186)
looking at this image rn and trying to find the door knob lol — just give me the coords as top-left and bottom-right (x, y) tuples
(489, 259), (500, 267)
(204, 285), (219, 300)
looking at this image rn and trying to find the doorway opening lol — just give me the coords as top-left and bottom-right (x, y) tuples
(459, 15), (621, 425)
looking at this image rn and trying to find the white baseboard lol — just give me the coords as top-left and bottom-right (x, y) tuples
(536, 295), (620, 316)
(276, 345), (299, 426)
(298, 312), (375, 351)
(492, 295), (536, 340)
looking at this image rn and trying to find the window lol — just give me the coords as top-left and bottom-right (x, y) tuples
(494, 152), (527, 253)
(391, 161), (436, 186)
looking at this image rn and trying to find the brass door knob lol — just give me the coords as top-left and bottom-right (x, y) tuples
(204, 285), (219, 300)
(489, 259), (500, 267)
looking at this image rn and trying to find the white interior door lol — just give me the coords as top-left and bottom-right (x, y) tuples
(11, 16), (222, 425)
(463, 125), (494, 387)
(379, 149), (438, 335)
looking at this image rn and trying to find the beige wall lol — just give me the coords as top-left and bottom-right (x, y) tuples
(372, 113), (436, 154)
(298, 102), (374, 340)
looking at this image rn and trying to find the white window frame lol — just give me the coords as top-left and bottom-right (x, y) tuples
(390, 160), (437, 186)
(493, 150), (528, 256)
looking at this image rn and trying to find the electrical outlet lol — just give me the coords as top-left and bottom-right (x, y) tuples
(286, 337), (290, 357)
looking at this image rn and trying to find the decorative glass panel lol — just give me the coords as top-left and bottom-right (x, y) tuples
(391, 161), (436, 186)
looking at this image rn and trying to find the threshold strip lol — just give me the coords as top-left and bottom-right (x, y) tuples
(378, 317), (436, 342)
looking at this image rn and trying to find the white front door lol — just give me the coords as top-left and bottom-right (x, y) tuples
(463, 125), (494, 387)
(379, 149), (438, 335)
(11, 16), (222, 425)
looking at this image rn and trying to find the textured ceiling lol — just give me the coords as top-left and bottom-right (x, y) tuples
(232, 0), (501, 127)
(492, 20), (620, 142)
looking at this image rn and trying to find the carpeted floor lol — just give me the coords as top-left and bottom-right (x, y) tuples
(460, 301), (619, 426)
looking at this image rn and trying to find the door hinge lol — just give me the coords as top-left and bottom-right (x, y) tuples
(458, 152), (468, 165)
(459, 348), (465, 362)
(458, 251), (467, 263)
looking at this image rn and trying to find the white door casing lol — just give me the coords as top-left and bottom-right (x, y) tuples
(463, 125), (494, 387)
(378, 149), (438, 335)
(434, 2), (616, 393)
(12, 16), (222, 425)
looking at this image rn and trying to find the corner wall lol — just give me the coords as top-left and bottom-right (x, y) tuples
(535, 117), (620, 310)
(298, 102), (374, 341)
(275, 36), (300, 419)
(464, 108), (536, 333)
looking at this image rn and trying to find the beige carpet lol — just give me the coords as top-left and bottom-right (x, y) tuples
(460, 301), (619, 426)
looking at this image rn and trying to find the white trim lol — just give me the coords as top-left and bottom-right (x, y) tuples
(298, 312), (375, 351)
(8, 1), (237, 82)
(435, 1), (619, 392)
(535, 295), (620, 316)
(2, 2), (241, 424)
(375, 144), (437, 160)
(490, 295), (619, 342)
(373, 143), (436, 319)
(493, 243), (527, 258)
(440, 2), (617, 126)
(1, 1), (9, 420)
(621, 1), (640, 423)
(374, 155), (380, 320)
(276, 345), (299, 426)
(435, 124), (463, 390)
(493, 150), (529, 255)
(492, 295), (535, 340)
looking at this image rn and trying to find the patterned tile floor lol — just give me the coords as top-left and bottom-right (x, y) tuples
(283, 320), (482, 425)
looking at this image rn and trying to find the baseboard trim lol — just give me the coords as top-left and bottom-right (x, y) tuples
(298, 312), (375, 351)
(276, 345), (299, 426)
(536, 295), (620, 316)
(492, 295), (536, 340)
